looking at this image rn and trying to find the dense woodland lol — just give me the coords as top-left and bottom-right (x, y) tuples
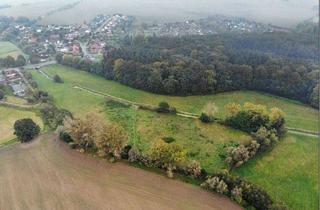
(57, 28), (319, 108)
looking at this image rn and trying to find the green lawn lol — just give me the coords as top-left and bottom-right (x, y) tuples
(235, 134), (318, 210)
(0, 106), (43, 145)
(0, 41), (25, 59)
(39, 64), (318, 132)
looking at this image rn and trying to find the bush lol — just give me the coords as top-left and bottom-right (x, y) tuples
(253, 127), (278, 152)
(162, 136), (175, 143)
(53, 74), (63, 83)
(0, 90), (4, 100)
(199, 112), (212, 123)
(203, 171), (280, 210)
(59, 131), (73, 143)
(186, 160), (202, 178)
(120, 145), (132, 160)
(149, 139), (187, 175)
(225, 145), (250, 169)
(14, 118), (40, 143)
(157, 101), (170, 113)
(68, 142), (77, 149)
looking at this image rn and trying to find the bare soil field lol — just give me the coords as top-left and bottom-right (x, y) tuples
(0, 134), (241, 210)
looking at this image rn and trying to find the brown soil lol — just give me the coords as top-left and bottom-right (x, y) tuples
(0, 134), (242, 210)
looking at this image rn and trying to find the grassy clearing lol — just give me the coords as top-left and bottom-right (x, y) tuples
(0, 106), (43, 144)
(38, 65), (318, 131)
(235, 134), (318, 210)
(0, 41), (25, 58)
(103, 100), (251, 172)
(32, 68), (252, 172)
(5, 96), (28, 105)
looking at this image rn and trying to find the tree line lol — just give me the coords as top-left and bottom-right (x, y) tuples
(56, 34), (319, 108)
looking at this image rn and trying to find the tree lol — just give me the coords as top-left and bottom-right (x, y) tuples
(200, 102), (218, 123)
(157, 101), (170, 113)
(15, 55), (26, 67)
(30, 55), (41, 64)
(0, 90), (4, 100)
(4, 55), (15, 67)
(225, 145), (250, 169)
(53, 74), (63, 83)
(149, 139), (187, 177)
(94, 122), (127, 159)
(14, 118), (40, 143)
(63, 114), (97, 149)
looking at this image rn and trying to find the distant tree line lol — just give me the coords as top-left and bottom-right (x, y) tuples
(0, 55), (26, 67)
(56, 34), (319, 109)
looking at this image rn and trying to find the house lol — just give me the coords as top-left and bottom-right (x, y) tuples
(4, 69), (21, 83)
(11, 83), (26, 97)
(88, 41), (104, 54)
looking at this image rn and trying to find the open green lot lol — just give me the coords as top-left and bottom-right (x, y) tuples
(31, 65), (318, 209)
(235, 134), (318, 210)
(32, 67), (252, 172)
(0, 106), (43, 145)
(37, 64), (318, 131)
(0, 41), (25, 58)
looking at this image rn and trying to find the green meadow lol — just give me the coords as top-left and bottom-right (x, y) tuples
(31, 65), (318, 209)
(37, 64), (318, 132)
(0, 41), (26, 59)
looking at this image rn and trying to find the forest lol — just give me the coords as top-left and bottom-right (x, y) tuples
(57, 30), (319, 108)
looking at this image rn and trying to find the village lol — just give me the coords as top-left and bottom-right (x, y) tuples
(0, 14), (289, 99)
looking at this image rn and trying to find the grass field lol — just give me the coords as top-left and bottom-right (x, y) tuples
(103, 101), (251, 172)
(0, 41), (25, 59)
(0, 106), (43, 144)
(36, 65), (318, 131)
(30, 65), (319, 209)
(235, 134), (318, 210)
(32, 67), (252, 173)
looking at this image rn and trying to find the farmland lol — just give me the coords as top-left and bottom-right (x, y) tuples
(34, 64), (318, 132)
(0, 41), (26, 58)
(0, 133), (240, 210)
(0, 106), (43, 145)
(30, 64), (318, 209)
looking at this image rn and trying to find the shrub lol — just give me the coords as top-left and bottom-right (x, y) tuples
(203, 171), (279, 210)
(68, 142), (77, 149)
(225, 145), (250, 169)
(59, 131), (73, 143)
(128, 148), (141, 162)
(157, 101), (170, 113)
(0, 90), (4, 100)
(53, 74), (63, 83)
(149, 139), (187, 175)
(14, 118), (40, 143)
(199, 112), (212, 123)
(121, 145), (132, 160)
(200, 102), (218, 123)
(231, 186), (243, 204)
(201, 176), (228, 194)
(186, 160), (202, 178)
(253, 127), (278, 152)
(162, 136), (175, 143)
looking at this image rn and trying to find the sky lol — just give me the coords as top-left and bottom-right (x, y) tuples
(0, 0), (318, 26)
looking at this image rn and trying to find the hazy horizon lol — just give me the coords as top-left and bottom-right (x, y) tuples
(0, 0), (318, 27)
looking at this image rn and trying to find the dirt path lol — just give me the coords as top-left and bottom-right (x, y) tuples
(0, 134), (241, 210)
